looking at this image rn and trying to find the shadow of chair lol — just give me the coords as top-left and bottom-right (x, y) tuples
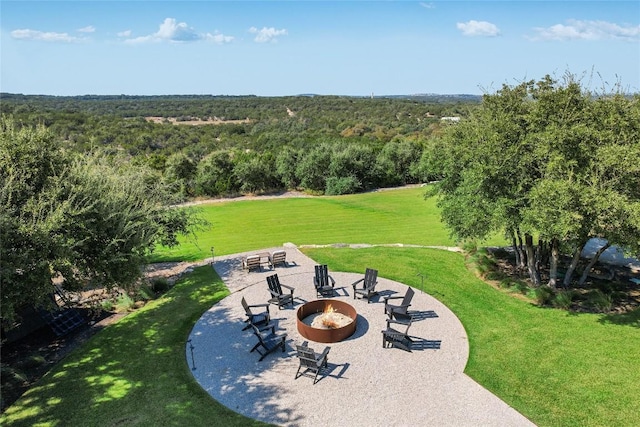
(313, 264), (336, 297)
(382, 318), (413, 352)
(383, 287), (415, 319)
(241, 296), (272, 331)
(295, 341), (331, 384)
(352, 268), (379, 303)
(250, 324), (287, 361)
(267, 274), (295, 309)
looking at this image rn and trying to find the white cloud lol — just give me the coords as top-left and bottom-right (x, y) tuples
(456, 20), (501, 37)
(77, 26), (96, 33)
(124, 17), (232, 44)
(249, 26), (288, 43)
(531, 19), (640, 41)
(205, 32), (234, 44)
(118, 30), (132, 38)
(420, 2), (436, 9)
(11, 29), (83, 42)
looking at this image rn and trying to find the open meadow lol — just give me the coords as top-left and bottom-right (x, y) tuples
(2, 187), (638, 427)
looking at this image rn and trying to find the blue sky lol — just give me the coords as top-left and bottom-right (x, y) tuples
(1, 1), (638, 96)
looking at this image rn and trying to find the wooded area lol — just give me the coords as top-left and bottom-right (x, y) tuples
(0, 93), (479, 197)
(1, 77), (639, 320)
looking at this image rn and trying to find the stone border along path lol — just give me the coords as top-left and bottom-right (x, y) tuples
(187, 244), (536, 427)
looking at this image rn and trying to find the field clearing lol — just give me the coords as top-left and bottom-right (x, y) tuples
(152, 186), (507, 262)
(145, 116), (253, 125)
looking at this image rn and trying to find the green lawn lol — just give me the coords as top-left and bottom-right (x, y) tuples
(3, 187), (639, 426)
(152, 186), (505, 262)
(304, 247), (640, 427)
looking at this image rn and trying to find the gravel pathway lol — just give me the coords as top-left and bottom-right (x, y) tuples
(187, 245), (536, 427)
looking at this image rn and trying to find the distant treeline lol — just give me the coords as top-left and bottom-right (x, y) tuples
(0, 93), (481, 198)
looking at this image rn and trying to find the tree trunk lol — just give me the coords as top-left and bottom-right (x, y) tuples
(525, 234), (541, 287)
(511, 232), (521, 267)
(578, 241), (612, 287)
(548, 238), (559, 289)
(516, 229), (526, 270)
(563, 244), (585, 288)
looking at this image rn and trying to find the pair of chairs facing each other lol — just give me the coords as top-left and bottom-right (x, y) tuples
(266, 274), (295, 309)
(352, 268), (379, 303)
(313, 264), (336, 297)
(295, 341), (331, 384)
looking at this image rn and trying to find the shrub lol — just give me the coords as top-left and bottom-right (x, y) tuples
(534, 286), (555, 306)
(552, 290), (575, 310)
(325, 176), (361, 195)
(116, 294), (134, 312)
(151, 277), (170, 293)
(588, 290), (613, 313)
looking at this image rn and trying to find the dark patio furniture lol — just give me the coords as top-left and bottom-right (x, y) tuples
(295, 341), (331, 384)
(352, 268), (379, 303)
(313, 264), (336, 297)
(383, 287), (415, 319)
(266, 274), (295, 309)
(241, 296), (272, 331)
(250, 324), (287, 361)
(382, 318), (413, 352)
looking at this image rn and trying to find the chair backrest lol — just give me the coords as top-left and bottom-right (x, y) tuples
(296, 345), (318, 368)
(251, 324), (267, 343)
(241, 296), (251, 316)
(267, 274), (283, 295)
(271, 250), (286, 264)
(364, 268), (378, 290)
(403, 287), (415, 306)
(314, 265), (330, 288)
(245, 255), (260, 268)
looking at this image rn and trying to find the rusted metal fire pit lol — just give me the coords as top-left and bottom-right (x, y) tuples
(296, 299), (357, 343)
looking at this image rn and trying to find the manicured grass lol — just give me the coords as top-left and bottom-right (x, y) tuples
(152, 187), (506, 262)
(1, 267), (267, 427)
(4, 188), (638, 426)
(303, 247), (640, 427)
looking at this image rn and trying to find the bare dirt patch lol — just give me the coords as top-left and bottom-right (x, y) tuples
(145, 116), (253, 126)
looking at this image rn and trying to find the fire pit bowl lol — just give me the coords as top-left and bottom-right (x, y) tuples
(297, 299), (357, 343)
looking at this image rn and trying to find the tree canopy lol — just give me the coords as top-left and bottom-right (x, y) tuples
(430, 75), (640, 286)
(0, 117), (196, 322)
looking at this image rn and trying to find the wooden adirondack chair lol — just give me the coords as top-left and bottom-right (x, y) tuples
(295, 341), (331, 384)
(383, 287), (415, 319)
(266, 274), (295, 309)
(352, 268), (378, 303)
(313, 264), (336, 297)
(240, 296), (272, 331)
(249, 324), (287, 361)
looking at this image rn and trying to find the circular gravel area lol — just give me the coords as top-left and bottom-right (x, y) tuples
(187, 246), (535, 426)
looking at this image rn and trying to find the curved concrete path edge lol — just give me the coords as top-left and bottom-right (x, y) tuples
(187, 245), (536, 427)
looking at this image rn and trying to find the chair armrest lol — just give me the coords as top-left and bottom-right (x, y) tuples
(281, 284), (295, 293)
(351, 278), (364, 288)
(387, 318), (412, 328)
(383, 295), (403, 302)
(328, 275), (336, 286)
(248, 303), (270, 309)
(268, 289), (280, 298)
(319, 346), (331, 359)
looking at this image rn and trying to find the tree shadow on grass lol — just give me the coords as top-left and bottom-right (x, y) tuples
(1, 266), (266, 427)
(598, 307), (640, 329)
